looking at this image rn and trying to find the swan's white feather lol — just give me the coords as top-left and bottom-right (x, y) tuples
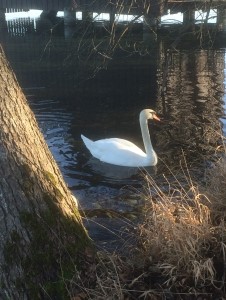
(81, 134), (156, 167)
(81, 109), (158, 167)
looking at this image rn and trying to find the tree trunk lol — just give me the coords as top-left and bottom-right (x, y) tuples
(0, 45), (91, 299)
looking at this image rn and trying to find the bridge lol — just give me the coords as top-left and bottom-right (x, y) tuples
(1, 0), (226, 13)
(1, 0), (226, 30)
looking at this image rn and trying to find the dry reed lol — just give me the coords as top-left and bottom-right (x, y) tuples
(72, 157), (226, 299)
(136, 158), (226, 295)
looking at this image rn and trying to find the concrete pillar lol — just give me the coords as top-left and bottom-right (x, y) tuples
(183, 8), (195, 26)
(217, 8), (226, 31)
(64, 7), (76, 40)
(109, 6), (115, 27)
(82, 10), (93, 22)
(0, 7), (7, 39)
(143, 13), (158, 44)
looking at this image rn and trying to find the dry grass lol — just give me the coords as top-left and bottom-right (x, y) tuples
(139, 179), (221, 282)
(72, 157), (226, 299)
(205, 157), (226, 212)
(135, 158), (226, 296)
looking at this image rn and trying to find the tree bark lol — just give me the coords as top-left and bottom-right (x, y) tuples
(0, 45), (90, 299)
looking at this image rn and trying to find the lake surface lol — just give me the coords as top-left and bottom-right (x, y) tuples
(5, 37), (226, 250)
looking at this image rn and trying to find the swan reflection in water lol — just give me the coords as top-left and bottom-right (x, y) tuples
(86, 157), (157, 180)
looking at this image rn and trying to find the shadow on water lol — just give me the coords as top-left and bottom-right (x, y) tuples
(4, 35), (226, 250)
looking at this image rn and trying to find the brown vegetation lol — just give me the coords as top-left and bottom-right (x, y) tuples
(73, 156), (226, 299)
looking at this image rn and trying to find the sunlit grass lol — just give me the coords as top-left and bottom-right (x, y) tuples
(72, 155), (226, 298)
(138, 170), (226, 288)
(137, 156), (226, 294)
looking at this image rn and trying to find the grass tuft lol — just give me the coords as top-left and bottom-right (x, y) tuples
(136, 157), (226, 295)
(71, 156), (226, 299)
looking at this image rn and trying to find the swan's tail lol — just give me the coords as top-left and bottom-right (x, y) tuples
(81, 134), (94, 152)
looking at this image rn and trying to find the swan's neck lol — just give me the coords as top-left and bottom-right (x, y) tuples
(140, 115), (154, 156)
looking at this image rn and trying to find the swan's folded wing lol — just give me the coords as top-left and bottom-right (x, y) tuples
(91, 138), (147, 167)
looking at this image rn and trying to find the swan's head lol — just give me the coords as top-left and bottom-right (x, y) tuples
(140, 109), (160, 122)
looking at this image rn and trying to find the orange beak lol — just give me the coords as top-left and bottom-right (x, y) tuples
(153, 114), (161, 121)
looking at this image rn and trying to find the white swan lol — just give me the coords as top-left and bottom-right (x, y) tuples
(81, 109), (160, 167)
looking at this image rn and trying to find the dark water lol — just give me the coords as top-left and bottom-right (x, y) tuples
(8, 39), (226, 250)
